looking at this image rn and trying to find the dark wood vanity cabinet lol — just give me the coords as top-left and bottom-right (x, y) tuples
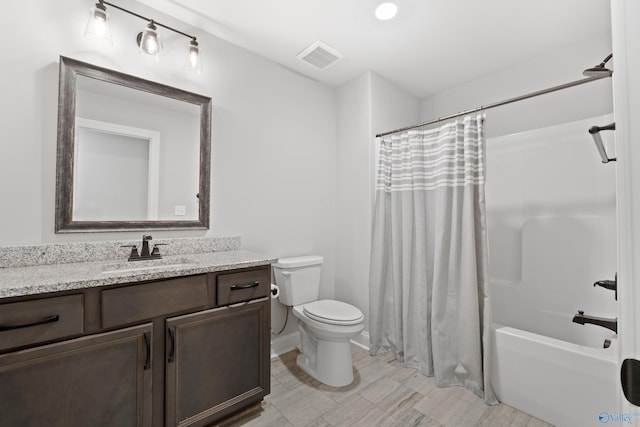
(0, 265), (271, 427)
(165, 299), (270, 427)
(0, 323), (153, 427)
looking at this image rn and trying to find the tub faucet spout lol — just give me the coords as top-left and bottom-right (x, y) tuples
(572, 310), (617, 333)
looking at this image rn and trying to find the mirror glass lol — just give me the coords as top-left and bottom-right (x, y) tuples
(56, 57), (211, 232)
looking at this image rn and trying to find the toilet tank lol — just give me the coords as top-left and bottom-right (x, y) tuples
(272, 255), (323, 306)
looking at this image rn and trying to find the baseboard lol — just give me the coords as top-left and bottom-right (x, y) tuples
(270, 331), (299, 358)
(270, 329), (370, 358)
(351, 330), (370, 350)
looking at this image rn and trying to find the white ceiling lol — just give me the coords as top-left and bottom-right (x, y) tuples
(139, 0), (611, 98)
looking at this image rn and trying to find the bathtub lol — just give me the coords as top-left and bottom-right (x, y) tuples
(492, 326), (619, 427)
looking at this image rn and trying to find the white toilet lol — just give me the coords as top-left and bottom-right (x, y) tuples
(273, 255), (364, 387)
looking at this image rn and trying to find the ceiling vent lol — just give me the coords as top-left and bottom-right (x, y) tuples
(296, 41), (344, 70)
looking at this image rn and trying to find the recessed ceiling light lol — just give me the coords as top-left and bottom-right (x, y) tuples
(375, 2), (398, 21)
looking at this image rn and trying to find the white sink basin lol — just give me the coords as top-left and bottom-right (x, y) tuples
(101, 258), (195, 275)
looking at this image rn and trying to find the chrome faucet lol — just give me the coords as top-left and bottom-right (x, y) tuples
(572, 310), (617, 333)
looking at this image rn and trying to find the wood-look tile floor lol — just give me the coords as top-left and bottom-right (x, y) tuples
(219, 345), (553, 427)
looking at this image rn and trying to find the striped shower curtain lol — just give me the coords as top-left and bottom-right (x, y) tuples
(369, 114), (496, 404)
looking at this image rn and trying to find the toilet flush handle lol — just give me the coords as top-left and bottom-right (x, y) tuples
(281, 271), (292, 277)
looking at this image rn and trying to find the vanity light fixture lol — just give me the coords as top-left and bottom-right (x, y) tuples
(85, 0), (201, 71)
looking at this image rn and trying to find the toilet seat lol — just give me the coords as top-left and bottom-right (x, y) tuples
(302, 300), (364, 326)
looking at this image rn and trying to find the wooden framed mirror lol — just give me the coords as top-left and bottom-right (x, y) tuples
(55, 56), (211, 232)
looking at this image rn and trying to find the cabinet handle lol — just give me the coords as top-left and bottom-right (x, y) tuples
(0, 314), (60, 331)
(143, 332), (151, 370)
(230, 281), (259, 290)
(168, 327), (176, 363)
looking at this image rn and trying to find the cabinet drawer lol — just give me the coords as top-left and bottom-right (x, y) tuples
(216, 268), (270, 306)
(0, 294), (84, 352)
(102, 275), (207, 328)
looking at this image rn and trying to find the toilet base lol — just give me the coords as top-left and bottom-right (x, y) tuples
(296, 322), (357, 387)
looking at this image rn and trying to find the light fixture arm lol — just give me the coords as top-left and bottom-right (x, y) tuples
(100, 0), (196, 42)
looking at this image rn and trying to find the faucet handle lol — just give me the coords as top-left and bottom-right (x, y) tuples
(121, 245), (140, 261)
(142, 235), (153, 242)
(151, 243), (166, 257)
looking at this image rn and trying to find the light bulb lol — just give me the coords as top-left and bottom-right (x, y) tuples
(85, 2), (113, 45)
(184, 39), (202, 73)
(137, 21), (162, 58)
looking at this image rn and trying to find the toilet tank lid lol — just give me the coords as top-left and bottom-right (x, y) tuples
(273, 255), (323, 268)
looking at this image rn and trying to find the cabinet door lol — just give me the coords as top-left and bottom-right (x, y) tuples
(166, 298), (270, 427)
(0, 323), (153, 427)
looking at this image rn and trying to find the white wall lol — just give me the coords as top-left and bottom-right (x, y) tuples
(0, 0), (337, 300)
(335, 73), (371, 336)
(335, 71), (418, 339)
(74, 129), (151, 220)
(419, 35), (613, 138)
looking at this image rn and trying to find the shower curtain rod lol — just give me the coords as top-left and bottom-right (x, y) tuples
(375, 73), (612, 138)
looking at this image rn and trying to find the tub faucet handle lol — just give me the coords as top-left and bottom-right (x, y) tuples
(594, 273), (617, 300)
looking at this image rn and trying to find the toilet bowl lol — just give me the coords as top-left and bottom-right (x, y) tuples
(293, 300), (364, 386)
(272, 256), (365, 387)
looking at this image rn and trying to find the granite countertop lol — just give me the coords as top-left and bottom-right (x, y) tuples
(0, 249), (276, 299)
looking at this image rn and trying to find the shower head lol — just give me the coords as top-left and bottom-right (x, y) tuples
(583, 53), (613, 77)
